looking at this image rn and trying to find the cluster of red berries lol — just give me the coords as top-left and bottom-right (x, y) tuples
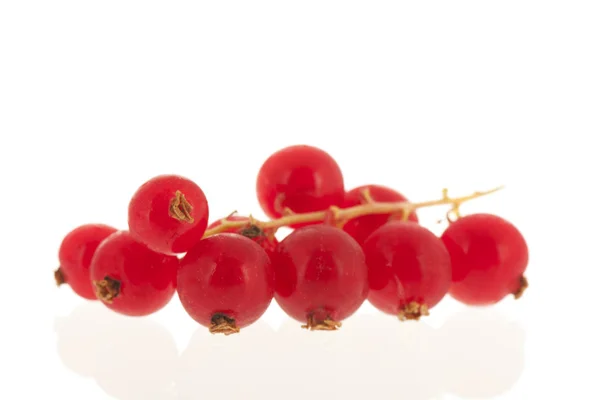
(54, 144), (529, 334)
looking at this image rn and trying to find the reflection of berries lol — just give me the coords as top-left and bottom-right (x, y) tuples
(55, 224), (117, 300)
(441, 213), (529, 305)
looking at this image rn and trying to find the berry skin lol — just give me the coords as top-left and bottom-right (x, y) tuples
(273, 225), (368, 329)
(128, 174), (209, 255)
(363, 221), (451, 320)
(90, 230), (179, 316)
(207, 215), (278, 258)
(256, 145), (344, 227)
(342, 184), (418, 247)
(440, 213), (529, 305)
(55, 224), (118, 300)
(177, 233), (274, 334)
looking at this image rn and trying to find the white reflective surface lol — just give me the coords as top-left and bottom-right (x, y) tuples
(54, 301), (526, 400)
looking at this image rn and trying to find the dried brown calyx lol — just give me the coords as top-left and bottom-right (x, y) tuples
(398, 301), (429, 321)
(238, 224), (265, 240)
(209, 314), (240, 335)
(302, 313), (342, 331)
(513, 275), (528, 299)
(93, 276), (121, 303)
(169, 190), (194, 223)
(54, 268), (65, 286)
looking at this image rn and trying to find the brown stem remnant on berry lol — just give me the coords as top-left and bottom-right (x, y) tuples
(54, 268), (65, 286)
(93, 276), (121, 303)
(398, 302), (429, 321)
(169, 190), (194, 223)
(203, 186), (504, 238)
(301, 313), (342, 331)
(513, 275), (528, 299)
(209, 314), (240, 335)
(239, 224), (265, 240)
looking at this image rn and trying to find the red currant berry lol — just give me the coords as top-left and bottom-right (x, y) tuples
(440, 213), (529, 305)
(55, 224), (118, 300)
(128, 174), (209, 255)
(273, 225), (368, 330)
(207, 215), (278, 258)
(177, 233), (274, 334)
(363, 221), (451, 320)
(256, 145), (344, 227)
(90, 231), (179, 316)
(342, 184), (418, 247)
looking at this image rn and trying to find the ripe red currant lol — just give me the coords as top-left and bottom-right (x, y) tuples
(207, 215), (278, 258)
(90, 230), (179, 316)
(363, 221), (451, 320)
(440, 213), (529, 305)
(128, 174), (209, 255)
(55, 224), (118, 300)
(273, 224), (368, 330)
(177, 233), (274, 334)
(256, 145), (344, 227)
(342, 184), (418, 247)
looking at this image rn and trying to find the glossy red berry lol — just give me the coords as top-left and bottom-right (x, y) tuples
(273, 225), (368, 329)
(207, 215), (278, 258)
(55, 224), (118, 300)
(128, 174), (209, 255)
(90, 230), (179, 316)
(256, 145), (344, 227)
(177, 233), (274, 334)
(363, 221), (451, 320)
(342, 184), (418, 247)
(440, 213), (529, 305)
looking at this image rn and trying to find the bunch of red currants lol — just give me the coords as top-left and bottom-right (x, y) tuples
(54, 144), (529, 334)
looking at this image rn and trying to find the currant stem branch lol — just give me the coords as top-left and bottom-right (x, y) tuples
(202, 185), (504, 238)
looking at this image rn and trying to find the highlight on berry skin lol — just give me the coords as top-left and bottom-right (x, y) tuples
(52, 143), (529, 334)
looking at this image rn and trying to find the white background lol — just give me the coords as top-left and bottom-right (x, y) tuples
(1, 1), (598, 399)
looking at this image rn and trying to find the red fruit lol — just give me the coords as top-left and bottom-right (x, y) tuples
(90, 231), (179, 316)
(440, 213), (529, 305)
(128, 174), (209, 255)
(273, 225), (368, 329)
(177, 233), (274, 334)
(207, 215), (278, 257)
(342, 184), (418, 247)
(363, 221), (451, 320)
(256, 145), (344, 227)
(55, 224), (118, 300)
